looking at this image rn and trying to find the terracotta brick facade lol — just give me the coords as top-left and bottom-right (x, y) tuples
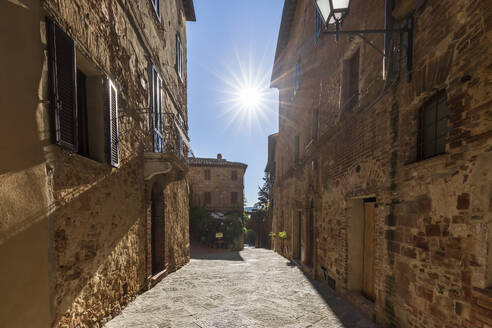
(269, 0), (492, 327)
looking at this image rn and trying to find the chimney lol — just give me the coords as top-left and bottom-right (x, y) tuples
(217, 153), (222, 160)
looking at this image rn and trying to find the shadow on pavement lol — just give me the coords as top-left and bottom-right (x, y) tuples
(190, 241), (244, 261)
(301, 269), (377, 328)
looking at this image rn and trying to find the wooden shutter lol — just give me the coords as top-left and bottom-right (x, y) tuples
(151, 66), (163, 152)
(47, 18), (78, 151)
(107, 80), (119, 167)
(176, 35), (183, 79)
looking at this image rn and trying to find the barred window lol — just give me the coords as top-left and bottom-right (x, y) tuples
(418, 92), (448, 160)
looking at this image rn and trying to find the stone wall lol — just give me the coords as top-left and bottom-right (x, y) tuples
(271, 0), (492, 327)
(0, 0), (192, 327)
(188, 162), (246, 213)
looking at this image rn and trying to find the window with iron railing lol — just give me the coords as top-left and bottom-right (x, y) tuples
(417, 91), (448, 160)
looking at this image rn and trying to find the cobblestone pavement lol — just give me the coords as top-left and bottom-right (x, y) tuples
(104, 246), (378, 328)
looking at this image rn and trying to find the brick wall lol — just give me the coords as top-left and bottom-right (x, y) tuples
(271, 0), (492, 327)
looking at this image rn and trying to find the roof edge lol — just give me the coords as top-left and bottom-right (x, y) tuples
(270, 0), (297, 88)
(183, 0), (196, 21)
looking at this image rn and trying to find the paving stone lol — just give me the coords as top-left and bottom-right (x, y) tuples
(104, 247), (378, 328)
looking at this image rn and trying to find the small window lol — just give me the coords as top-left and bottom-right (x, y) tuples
(315, 8), (322, 43)
(294, 135), (300, 164)
(151, 66), (163, 152)
(231, 192), (238, 204)
(231, 170), (238, 181)
(151, 0), (160, 20)
(294, 58), (301, 95)
(204, 169), (211, 180)
(312, 108), (319, 140)
(204, 192), (211, 205)
(176, 35), (183, 81)
(341, 50), (359, 112)
(418, 92), (448, 160)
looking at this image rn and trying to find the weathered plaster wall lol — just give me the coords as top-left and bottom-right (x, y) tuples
(0, 1), (51, 327)
(271, 0), (492, 327)
(0, 0), (191, 327)
(188, 164), (246, 213)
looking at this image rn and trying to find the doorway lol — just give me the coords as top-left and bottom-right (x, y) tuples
(293, 211), (301, 260)
(151, 184), (166, 275)
(362, 198), (375, 301)
(347, 197), (376, 302)
(304, 200), (315, 266)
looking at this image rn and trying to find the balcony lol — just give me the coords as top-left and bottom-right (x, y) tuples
(144, 113), (190, 181)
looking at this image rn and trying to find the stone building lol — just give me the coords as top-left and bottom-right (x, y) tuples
(188, 154), (247, 213)
(270, 0), (492, 327)
(0, 0), (195, 327)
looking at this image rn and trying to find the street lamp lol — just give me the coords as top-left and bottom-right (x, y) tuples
(313, 0), (413, 80)
(315, 0), (351, 33)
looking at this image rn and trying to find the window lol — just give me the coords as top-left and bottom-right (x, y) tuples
(294, 135), (300, 164)
(151, 0), (160, 20)
(47, 18), (119, 166)
(341, 50), (359, 112)
(315, 8), (322, 43)
(151, 66), (163, 152)
(204, 169), (211, 180)
(294, 58), (301, 95)
(176, 35), (183, 81)
(231, 192), (238, 204)
(418, 92), (448, 160)
(204, 192), (211, 205)
(231, 170), (237, 181)
(312, 108), (319, 140)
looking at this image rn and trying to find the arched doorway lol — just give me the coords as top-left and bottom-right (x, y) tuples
(151, 184), (165, 275)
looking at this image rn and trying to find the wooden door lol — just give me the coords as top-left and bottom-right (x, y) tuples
(362, 201), (375, 301)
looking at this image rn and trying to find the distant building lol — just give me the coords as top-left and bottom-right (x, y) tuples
(188, 154), (247, 213)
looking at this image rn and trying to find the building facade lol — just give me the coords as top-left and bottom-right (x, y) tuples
(0, 1), (195, 327)
(270, 0), (492, 327)
(188, 154), (247, 213)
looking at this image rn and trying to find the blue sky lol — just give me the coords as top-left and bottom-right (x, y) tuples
(187, 0), (283, 207)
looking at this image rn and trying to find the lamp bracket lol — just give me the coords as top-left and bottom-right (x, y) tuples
(323, 17), (414, 81)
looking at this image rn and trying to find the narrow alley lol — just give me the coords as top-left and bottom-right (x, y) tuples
(104, 246), (376, 328)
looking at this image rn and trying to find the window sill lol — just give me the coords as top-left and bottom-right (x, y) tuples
(404, 152), (447, 167)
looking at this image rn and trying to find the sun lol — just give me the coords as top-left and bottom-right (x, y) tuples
(237, 86), (263, 111)
(214, 49), (276, 133)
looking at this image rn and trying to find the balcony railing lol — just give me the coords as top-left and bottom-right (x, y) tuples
(144, 112), (190, 181)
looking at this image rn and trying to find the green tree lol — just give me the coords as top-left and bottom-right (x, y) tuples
(255, 172), (272, 210)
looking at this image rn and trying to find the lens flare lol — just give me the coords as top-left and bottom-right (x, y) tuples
(214, 48), (276, 134)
